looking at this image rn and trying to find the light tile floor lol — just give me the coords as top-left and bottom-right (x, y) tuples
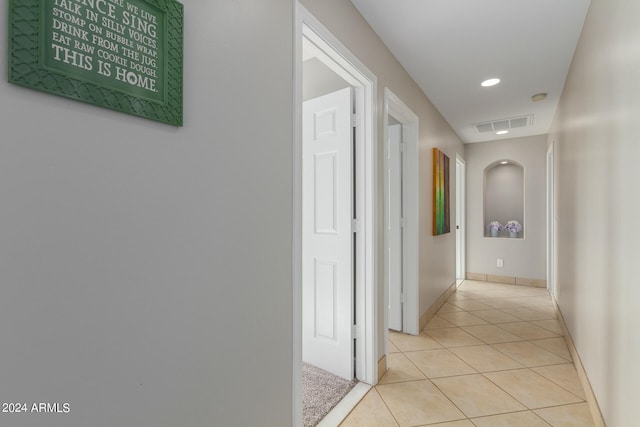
(340, 280), (596, 427)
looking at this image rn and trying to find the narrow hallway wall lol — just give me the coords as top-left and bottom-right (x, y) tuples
(549, 0), (640, 424)
(0, 1), (295, 425)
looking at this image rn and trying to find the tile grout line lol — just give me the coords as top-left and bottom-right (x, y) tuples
(469, 410), (554, 427)
(479, 366), (586, 413)
(369, 387), (401, 427)
(439, 288), (591, 424)
(401, 338), (474, 424)
(347, 282), (597, 427)
(416, 316), (525, 424)
(457, 287), (594, 421)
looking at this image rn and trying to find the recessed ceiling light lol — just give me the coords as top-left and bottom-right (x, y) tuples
(496, 130), (509, 135)
(531, 93), (548, 102)
(481, 78), (501, 87)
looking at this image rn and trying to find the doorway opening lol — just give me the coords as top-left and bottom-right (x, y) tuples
(294, 4), (377, 425)
(383, 88), (419, 339)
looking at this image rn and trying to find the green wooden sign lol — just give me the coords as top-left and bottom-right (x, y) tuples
(8, 0), (183, 126)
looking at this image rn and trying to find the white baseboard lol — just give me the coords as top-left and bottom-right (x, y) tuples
(552, 297), (607, 427)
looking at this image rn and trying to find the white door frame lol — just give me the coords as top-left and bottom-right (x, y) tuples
(456, 155), (466, 284)
(383, 88), (419, 336)
(546, 143), (556, 298)
(294, 4), (378, 424)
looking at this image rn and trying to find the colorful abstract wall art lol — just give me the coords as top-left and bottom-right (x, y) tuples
(433, 148), (450, 235)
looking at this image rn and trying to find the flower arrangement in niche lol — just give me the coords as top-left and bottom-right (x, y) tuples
(487, 221), (503, 232)
(487, 221), (503, 237)
(504, 220), (523, 233)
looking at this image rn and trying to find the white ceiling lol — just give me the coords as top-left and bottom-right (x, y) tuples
(350, 0), (591, 143)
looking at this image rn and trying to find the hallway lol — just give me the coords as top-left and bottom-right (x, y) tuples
(340, 280), (596, 426)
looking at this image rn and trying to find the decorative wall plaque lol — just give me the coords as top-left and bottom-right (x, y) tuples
(8, 0), (183, 126)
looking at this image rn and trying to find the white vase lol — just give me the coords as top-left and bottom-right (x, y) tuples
(509, 231), (518, 238)
(491, 229), (499, 237)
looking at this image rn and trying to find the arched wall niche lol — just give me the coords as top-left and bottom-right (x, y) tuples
(483, 160), (524, 238)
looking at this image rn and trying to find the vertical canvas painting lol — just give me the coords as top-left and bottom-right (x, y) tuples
(433, 148), (450, 235)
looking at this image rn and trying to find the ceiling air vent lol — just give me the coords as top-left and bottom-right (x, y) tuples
(474, 114), (534, 133)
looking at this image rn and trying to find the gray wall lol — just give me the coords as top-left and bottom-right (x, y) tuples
(549, 0), (640, 424)
(303, 57), (350, 101)
(466, 135), (547, 279)
(0, 1), (294, 426)
(300, 0), (465, 358)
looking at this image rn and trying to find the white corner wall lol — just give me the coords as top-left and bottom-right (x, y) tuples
(299, 0), (465, 357)
(549, 0), (640, 424)
(0, 1), (295, 426)
(466, 136), (547, 280)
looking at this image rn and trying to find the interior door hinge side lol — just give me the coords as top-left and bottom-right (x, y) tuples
(352, 325), (361, 339)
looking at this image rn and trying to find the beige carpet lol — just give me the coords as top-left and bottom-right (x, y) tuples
(303, 363), (358, 427)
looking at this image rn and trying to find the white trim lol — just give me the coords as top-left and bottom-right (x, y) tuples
(456, 155), (466, 283)
(294, 4), (378, 423)
(546, 143), (556, 298)
(316, 383), (371, 427)
(383, 88), (419, 336)
(293, 8), (303, 425)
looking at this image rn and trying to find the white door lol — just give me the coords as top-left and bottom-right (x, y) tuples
(387, 124), (403, 331)
(302, 87), (354, 380)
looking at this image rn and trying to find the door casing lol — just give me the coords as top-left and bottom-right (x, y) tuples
(456, 155), (466, 283)
(383, 88), (419, 337)
(546, 143), (556, 298)
(294, 4), (378, 425)
(386, 123), (403, 332)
